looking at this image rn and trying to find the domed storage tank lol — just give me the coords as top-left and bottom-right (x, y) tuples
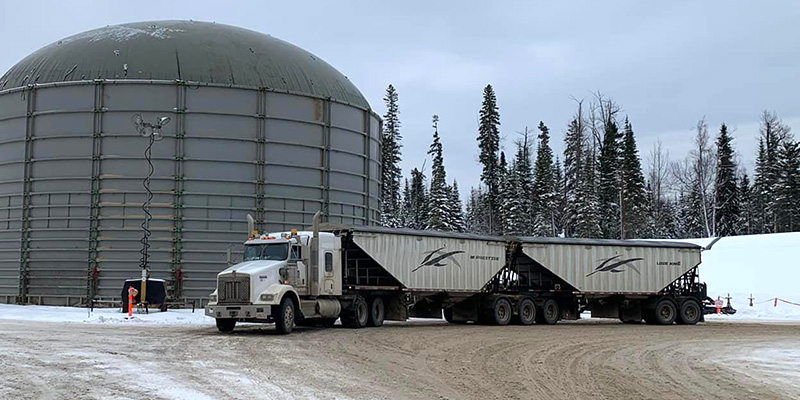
(0, 21), (381, 305)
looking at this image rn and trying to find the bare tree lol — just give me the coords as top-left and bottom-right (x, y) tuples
(672, 118), (716, 236)
(648, 140), (672, 201)
(588, 91), (621, 153)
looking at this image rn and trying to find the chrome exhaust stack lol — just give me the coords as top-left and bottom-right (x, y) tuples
(247, 214), (255, 239)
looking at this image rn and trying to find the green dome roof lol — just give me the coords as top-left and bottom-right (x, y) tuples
(0, 20), (369, 108)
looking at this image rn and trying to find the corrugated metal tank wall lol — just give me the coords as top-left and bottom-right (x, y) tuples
(0, 80), (380, 305)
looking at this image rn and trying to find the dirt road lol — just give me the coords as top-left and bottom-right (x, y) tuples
(1, 318), (798, 400)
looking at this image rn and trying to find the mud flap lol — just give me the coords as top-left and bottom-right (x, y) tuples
(409, 297), (442, 318)
(385, 295), (408, 321)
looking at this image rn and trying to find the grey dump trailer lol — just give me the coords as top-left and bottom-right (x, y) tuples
(205, 215), (707, 333)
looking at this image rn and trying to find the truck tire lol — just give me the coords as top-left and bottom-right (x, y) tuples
(342, 296), (369, 328)
(652, 298), (677, 325)
(492, 298), (512, 326)
(367, 297), (385, 327)
(516, 298), (536, 325)
(274, 296), (295, 334)
(536, 299), (560, 325)
(216, 318), (236, 333)
(677, 299), (701, 325)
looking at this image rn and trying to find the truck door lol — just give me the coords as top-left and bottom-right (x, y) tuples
(290, 245), (307, 295)
(323, 251), (335, 294)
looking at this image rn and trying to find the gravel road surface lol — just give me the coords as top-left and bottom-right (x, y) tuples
(1, 318), (798, 400)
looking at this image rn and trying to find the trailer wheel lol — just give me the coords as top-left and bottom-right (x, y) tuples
(274, 296), (295, 334)
(653, 299), (677, 325)
(367, 297), (385, 327)
(492, 298), (513, 326)
(536, 299), (560, 325)
(677, 299), (701, 325)
(516, 298), (536, 325)
(342, 296), (369, 328)
(215, 318), (236, 333)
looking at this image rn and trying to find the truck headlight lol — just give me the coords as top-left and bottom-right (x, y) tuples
(260, 294), (274, 302)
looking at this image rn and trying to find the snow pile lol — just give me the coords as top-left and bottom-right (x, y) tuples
(0, 304), (212, 325)
(671, 232), (800, 321)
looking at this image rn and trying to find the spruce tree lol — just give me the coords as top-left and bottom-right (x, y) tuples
(380, 85), (403, 227)
(574, 151), (601, 238)
(737, 172), (752, 235)
(408, 168), (428, 230)
(660, 197), (681, 239)
(713, 123), (740, 236)
(426, 115), (453, 231)
(752, 139), (768, 234)
(645, 182), (679, 239)
(477, 84), (502, 234)
(400, 178), (411, 227)
(563, 115), (586, 237)
(680, 185), (707, 238)
(776, 139), (800, 232)
(619, 118), (648, 238)
(498, 151), (509, 234)
(465, 188), (490, 234)
(532, 122), (557, 236)
(553, 157), (566, 236)
(448, 181), (466, 232)
(753, 111), (791, 232)
(503, 137), (534, 235)
(597, 120), (622, 238)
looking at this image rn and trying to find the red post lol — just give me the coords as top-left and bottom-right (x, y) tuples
(128, 286), (138, 317)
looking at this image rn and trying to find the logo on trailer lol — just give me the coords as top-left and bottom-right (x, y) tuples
(586, 255), (643, 277)
(412, 247), (465, 273)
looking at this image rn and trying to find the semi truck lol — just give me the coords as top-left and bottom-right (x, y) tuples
(205, 212), (708, 333)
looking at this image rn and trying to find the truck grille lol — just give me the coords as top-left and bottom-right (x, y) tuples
(217, 274), (250, 304)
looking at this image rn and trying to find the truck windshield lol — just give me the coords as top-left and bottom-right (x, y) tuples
(243, 244), (289, 261)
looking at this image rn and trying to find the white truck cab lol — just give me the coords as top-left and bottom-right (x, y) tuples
(205, 212), (343, 333)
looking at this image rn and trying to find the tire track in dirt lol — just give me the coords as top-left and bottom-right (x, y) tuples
(1, 319), (798, 399)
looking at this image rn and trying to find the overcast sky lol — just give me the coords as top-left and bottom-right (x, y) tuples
(2, 1), (798, 197)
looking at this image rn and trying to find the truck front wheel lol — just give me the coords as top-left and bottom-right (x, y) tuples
(216, 318), (236, 333)
(274, 296), (295, 334)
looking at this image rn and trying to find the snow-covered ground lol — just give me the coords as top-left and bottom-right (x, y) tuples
(671, 232), (800, 321)
(0, 303), (212, 325)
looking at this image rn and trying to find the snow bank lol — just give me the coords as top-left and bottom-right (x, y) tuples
(0, 303), (213, 325)
(662, 232), (800, 321)
(704, 292), (800, 322)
